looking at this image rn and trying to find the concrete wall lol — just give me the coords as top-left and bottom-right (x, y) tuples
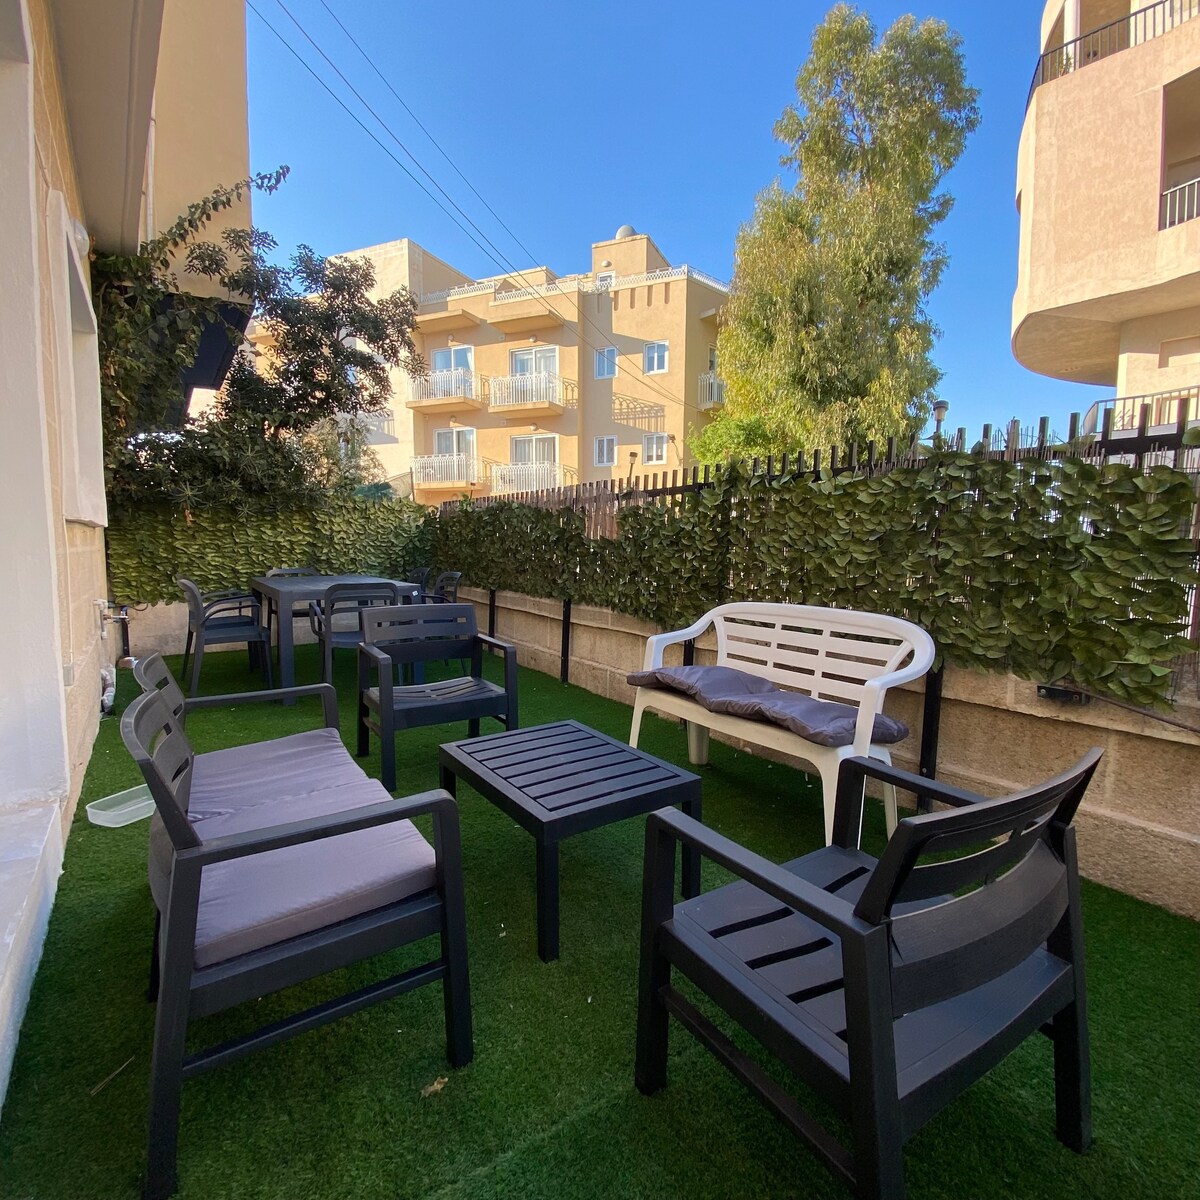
(461, 586), (1200, 920)
(1013, 8), (1200, 385)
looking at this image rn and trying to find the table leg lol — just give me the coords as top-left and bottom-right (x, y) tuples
(439, 765), (457, 797)
(535, 838), (560, 963)
(278, 597), (296, 703)
(681, 792), (702, 899)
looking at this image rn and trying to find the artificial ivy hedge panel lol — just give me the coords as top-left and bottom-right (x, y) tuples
(106, 499), (434, 605)
(436, 455), (1196, 708)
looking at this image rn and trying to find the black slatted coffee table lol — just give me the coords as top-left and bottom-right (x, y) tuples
(439, 720), (702, 961)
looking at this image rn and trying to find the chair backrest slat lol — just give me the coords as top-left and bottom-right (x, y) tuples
(432, 571), (462, 602)
(133, 652), (187, 724)
(361, 603), (478, 663)
(121, 688), (201, 849)
(851, 749), (1101, 1018)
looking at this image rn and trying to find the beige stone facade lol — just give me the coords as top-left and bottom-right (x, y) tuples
(339, 229), (728, 504)
(0, 0), (250, 1108)
(1013, 1), (1200, 430)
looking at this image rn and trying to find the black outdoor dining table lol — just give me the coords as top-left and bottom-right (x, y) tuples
(249, 573), (394, 698)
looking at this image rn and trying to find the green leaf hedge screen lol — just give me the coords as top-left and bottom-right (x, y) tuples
(107, 456), (1198, 708)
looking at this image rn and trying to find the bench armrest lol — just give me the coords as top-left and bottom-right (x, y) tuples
(182, 788), (458, 867)
(643, 808), (870, 939)
(184, 683), (339, 728)
(642, 613), (716, 670)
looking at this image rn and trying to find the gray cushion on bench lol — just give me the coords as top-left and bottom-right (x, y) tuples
(708, 691), (909, 748)
(627, 666), (779, 702)
(628, 664), (908, 748)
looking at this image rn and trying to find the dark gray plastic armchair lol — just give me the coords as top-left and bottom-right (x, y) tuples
(357, 603), (518, 790)
(307, 581), (418, 683)
(635, 751), (1101, 1200)
(177, 577), (272, 697)
(121, 662), (472, 1200)
(424, 570), (462, 603)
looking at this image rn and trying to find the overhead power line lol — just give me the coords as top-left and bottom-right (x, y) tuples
(252, 0), (702, 414)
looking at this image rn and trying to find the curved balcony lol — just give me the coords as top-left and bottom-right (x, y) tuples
(697, 372), (725, 411)
(410, 453), (485, 489)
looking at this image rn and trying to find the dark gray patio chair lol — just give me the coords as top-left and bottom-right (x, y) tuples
(177, 576), (272, 697)
(424, 570), (462, 604)
(406, 566), (433, 593)
(121, 684), (472, 1200)
(356, 603), (518, 791)
(636, 750), (1102, 1200)
(307, 581), (418, 683)
(263, 564), (319, 641)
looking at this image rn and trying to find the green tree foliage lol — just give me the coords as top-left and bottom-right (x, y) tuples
(98, 175), (422, 514)
(693, 5), (980, 461)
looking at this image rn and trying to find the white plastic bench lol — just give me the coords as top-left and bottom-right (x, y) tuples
(629, 603), (936, 844)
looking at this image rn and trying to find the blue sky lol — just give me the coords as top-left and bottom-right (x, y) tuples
(245, 0), (1106, 440)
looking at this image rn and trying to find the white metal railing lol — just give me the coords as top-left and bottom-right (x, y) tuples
(697, 372), (726, 410)
(360, 410), (395, 439)
(579, 264), (730, 294)
(1161, 177), (1200, 229)
(410, 454), (483, 486)
(418, 280), (496, 305)
(408, 369), (481, 402)
(491, 462), (577, 493)
(1083, 386), (1200, 434)
(489, 372), (577, 408)
(490, 279), (581, 305)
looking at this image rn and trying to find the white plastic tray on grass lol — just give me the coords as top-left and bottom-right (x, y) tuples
(86, 784), (154, 827)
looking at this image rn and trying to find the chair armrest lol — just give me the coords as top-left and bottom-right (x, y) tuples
(477, 633), (517, 696)
(830, 755), (986, 847)
(203, 594), (261, 621)
(182, 789), (458, 867)
(202, 587), (251, 602)
(308, 600), (325, 638)
(642, 613), (716, 670)
(359, 642), (395, 709)
(644, 808), (870, 939)
(184, 683), (339, 728)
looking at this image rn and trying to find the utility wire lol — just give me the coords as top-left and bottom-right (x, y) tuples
(254, 0), (701, 417)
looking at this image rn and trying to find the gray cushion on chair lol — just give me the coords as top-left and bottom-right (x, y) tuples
(189, 727), (361, 818)
(708, 691), (909, 748)
(627, 666), (779, 702)
(185, 777), (437, 968)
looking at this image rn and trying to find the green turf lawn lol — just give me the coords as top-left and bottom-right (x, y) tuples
(1, 646), (1197, 1200)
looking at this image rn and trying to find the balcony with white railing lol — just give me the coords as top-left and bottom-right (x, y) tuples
(697, 372), (726, 410)
(488, 372), (577, 417)
(490, 461), (577, 494)
(360, 410), (395, 443)
(1082, 385), (1200, 435)
(410, 454), (485, 489)
(405, 369), (487, 415)
(1161, 176), (1200, 228)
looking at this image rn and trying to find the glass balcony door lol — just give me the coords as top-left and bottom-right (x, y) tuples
(430, 346), (474, 398)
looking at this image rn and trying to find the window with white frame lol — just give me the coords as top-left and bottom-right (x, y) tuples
(434, 426), (475, 457)
(594, 435), (617, 466)
(643, 432), (668, 464)
(594, 346), (618, 379)
(643, 340), (669, 374)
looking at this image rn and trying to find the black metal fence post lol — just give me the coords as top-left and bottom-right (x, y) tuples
(560, 599), (572, 684)
(488, 589), (497, 639)
(917, 665), (944, 813)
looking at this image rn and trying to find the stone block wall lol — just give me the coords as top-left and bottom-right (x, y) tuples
(463, 587), (1200, 920)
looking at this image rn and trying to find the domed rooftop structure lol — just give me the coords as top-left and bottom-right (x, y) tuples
(614, 223), (636, 239)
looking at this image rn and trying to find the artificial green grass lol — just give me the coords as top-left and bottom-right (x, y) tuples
(1, 647), (1197, 1199)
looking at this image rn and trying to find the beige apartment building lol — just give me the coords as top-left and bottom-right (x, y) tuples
(1013, 0), (1200, 433)
(0, 0), (250, 1108)
(346, 228), (728, 504)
